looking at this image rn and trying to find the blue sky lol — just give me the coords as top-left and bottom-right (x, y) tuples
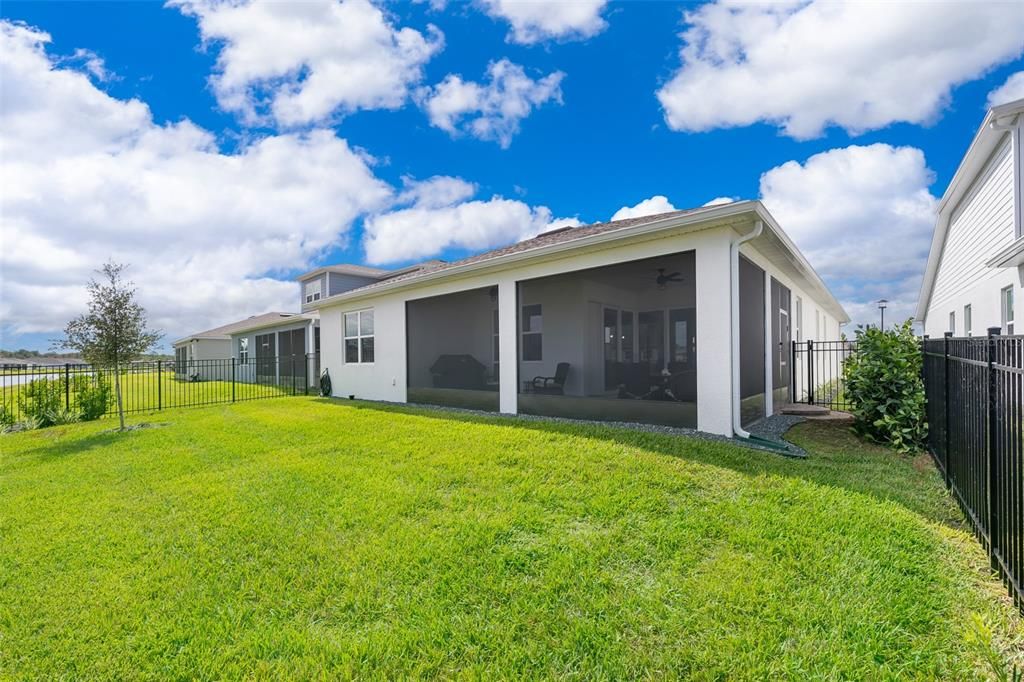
(2, 1), (1023, 351)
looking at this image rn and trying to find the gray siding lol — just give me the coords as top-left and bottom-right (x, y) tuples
(300, 272), (381, 310)
(328, 272), (380, 296)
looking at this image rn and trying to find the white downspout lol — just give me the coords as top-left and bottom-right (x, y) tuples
(730, 219), (764, 439)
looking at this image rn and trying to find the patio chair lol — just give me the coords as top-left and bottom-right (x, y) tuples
(532, 362), (570, 395)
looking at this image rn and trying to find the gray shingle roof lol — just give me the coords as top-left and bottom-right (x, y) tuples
(174, 312), (305, 345)
(335, 207), (708, 296)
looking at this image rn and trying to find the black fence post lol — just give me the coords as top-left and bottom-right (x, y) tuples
(807, 339), (815, 405)
(157, 360), (162, 411)
(790, 340), (797, 404)
(987, 326), (1001, 570)
(231, 358), (236, 403)
(305, 354), (310, 396)
(943, 331), (952, 489)
(64, 363), (70, 411)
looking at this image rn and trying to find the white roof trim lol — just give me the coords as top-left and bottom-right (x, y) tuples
(309, 200), (849, 323)
(917, 98), (1024, 321)
(986, 235), (1024, 269)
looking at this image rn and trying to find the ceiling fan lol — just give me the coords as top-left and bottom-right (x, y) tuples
(656, 268), (684, 288)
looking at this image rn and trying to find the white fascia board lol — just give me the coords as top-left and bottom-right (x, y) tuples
(223, 314), (315, 338)
(915, 210), (949, 322)
(916, 101), (1024, 322)
(309, 201), (761, 309)
(172, 335), (229, 347)
(751, 203), (850, 323)
(308, 200), (847, 323)
(986, 235), (1024, 268)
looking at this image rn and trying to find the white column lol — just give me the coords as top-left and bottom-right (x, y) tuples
(308, 319), (317, 388)
(498, 277), (518, 414)
(695, 236), (733, 436)
(763, 270), (774, 415)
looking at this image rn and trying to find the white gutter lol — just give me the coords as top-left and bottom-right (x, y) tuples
(730, 220), (764, 439)
(311, 201), (761, 309)
(990, 113), (1020, 132)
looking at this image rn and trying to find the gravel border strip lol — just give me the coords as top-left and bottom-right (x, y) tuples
(327, 396), (807, 458)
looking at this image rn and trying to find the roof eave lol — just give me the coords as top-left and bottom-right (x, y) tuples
(221, 313), (317, 337)
(936, 99), (1024, 215)
(308, 200), (848, 323)
(309, 202), (760, 310)
(917, 98), (1024, 322)
(752, 204), (851, 323)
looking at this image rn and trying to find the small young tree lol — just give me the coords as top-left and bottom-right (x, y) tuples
(54, 262), (162, 430)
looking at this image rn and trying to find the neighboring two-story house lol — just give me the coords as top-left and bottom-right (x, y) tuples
(917, 97), (1024, 337)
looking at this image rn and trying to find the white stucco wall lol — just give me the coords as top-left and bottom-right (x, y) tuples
(924, 133), (1019, 338)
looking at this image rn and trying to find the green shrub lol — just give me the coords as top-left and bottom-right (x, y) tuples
(44, 408), (79, 426)
(5, 415), (42, 433)
(17, 378), (64, 428)
(0, 403), (15, 432)
(74, 375), (111, 421)
(843, 320), (927, 453)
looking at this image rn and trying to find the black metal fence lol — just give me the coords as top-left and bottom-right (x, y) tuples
(923, 330), (1023, 610)
(791, 340), (857, 411)
(0, 354), (320, 424)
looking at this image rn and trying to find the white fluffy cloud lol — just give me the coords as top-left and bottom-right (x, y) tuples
(363, 176), (578, 264)
(0, 20), (392, 344)
(419, 59), (564, 148)
(658, 1), (1024, 139)
(172, 0), (443, 127)
(479, 0), (608, 45)
(610, 195), (677, 221)
(988, 71), (1024, 108)
(759, 144), (938, 328)
(702, 197), (734, 207)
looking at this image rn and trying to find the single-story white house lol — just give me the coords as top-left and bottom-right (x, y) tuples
(917, 97), (1024, 337)
(306, 200), (848, 438)
(172, 311), (318, 383)
(172, 262), (443, 384)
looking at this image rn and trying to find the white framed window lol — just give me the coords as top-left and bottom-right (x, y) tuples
(963, 304), (972, 337)
(304, 279), (322, 304)
(794, 297), (803, 342)
(521, 304), (543, 361)
(344, 309), (374, 364)
(238, 337), (249, 364)
(1002, 286), (1014, 335)
(949, 311), (956, 335)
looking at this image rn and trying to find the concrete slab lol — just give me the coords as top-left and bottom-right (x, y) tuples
(780, 403), (830, 417)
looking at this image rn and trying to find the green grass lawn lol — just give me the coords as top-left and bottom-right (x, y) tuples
(1, 398), (1020, 679)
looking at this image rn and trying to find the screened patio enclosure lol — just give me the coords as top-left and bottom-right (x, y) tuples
(738, 255), (766, 428)
(406, 286), (500, 412)
(517, 251), (698, 428)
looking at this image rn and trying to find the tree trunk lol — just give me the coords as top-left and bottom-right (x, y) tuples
(114, 363), (125, 431)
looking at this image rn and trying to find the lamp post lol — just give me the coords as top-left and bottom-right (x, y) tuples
(878, 299), (888, 330)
